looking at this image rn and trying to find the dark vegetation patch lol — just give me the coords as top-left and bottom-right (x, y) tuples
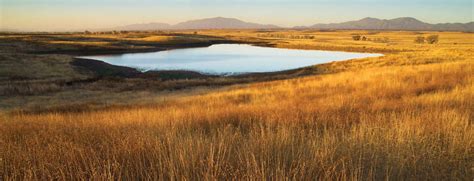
(141, 70), (217, 80)
(71, 58), (141, 78)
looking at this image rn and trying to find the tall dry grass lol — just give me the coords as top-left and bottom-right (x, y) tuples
(1, 55), (472, 180)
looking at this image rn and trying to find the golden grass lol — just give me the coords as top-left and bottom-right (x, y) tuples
(1, 31), (473, 180)
(192, 30), (474, 53)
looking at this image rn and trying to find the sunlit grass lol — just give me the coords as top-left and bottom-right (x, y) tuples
(1, 30), (473, 180)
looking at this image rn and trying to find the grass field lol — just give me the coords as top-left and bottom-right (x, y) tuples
(1, 30), (473, 180)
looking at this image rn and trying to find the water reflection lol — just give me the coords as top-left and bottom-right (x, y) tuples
(80, 44), (382, 75)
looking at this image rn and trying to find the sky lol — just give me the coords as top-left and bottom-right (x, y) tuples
(1, 0), (472, 31)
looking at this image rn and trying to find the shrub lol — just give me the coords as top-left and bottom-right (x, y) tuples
(352, 35), (362, 41)
(426, 35), (439, 44)
(414, 36), (425, 44)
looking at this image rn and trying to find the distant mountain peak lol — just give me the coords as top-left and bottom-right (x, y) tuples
(390, 17), (424, 23)
(391, 17), (419, 20)
(360, 17), (380, 21)
(171, 17), (280, 30)
(210, 17), (233, 20)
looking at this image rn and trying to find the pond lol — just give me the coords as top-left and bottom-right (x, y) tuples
(80, 44), (382, 75)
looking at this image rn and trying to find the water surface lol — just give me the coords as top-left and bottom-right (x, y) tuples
(81, 44), (382, 75)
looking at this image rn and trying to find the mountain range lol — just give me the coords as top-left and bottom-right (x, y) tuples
(105, 17), (473, 32)
(300, 17), (474, 31)
(4, 17), (469, 32)
(1, 17), (472, 32)
(107, 17), (280, 31)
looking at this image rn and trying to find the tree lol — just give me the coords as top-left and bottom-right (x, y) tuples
(352, 35), (361, 41)
(414, 36), (425, 44)
(426, 35), (439, 44)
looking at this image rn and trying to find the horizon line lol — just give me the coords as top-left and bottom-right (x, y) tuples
(2, 16), (473, 32)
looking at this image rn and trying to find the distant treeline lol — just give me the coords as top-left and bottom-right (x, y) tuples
(351, 34), (390, 43)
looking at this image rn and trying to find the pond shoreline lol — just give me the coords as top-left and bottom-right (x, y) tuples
(74, 43), (382, 80)
(34, 39), (256, 56)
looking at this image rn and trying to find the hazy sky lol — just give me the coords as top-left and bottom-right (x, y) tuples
(1, 0), (472, 31)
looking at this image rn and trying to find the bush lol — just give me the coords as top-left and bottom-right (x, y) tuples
(414, 36), (425, 44)
(426, 35), (439, 44)
(352, 35), (362, 41)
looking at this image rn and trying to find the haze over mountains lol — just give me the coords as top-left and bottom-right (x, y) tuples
(2, 17), (472, 32)
(300, 17), (474, 31)
(105, 17), (473, 32)
(173, 17), (280, 29)
(106, 17), (279, 31)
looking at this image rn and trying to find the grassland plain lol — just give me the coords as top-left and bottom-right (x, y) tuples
(0, 30), (473, 180)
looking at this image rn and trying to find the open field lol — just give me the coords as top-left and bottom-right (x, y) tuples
(1, 30), (472, 110)
(1, 30), (473, 179)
